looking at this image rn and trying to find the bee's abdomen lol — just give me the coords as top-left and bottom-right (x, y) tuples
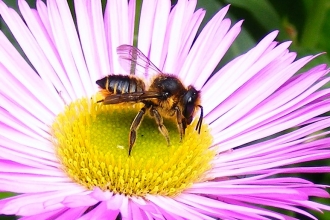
(96, 75), (145, 94)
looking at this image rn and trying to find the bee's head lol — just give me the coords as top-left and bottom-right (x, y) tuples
(181, 86), (203, 133)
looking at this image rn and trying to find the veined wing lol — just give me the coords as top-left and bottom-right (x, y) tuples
(102, 91), (162, 104)
(117, 45), (162, 78)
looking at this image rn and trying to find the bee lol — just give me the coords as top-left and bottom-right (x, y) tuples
(96, 45), (203, 155)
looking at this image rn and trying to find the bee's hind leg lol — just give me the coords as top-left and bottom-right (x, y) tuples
(150, 107), (170, 146)
(129, 104), (149, 155)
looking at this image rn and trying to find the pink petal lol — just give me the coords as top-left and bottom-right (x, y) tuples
(0, 187), (84, 215)
(0, 2), (66, 110)
(18, 0), (73, 102)
(0, 160), (63, 176)
(20, 208), (67, 219)
(176, 193), (285, 220)
(74, 0), (110, 87)
(62, 193), (98, 208)
(129, 199), (150, 220)
(203, 31), (284, 117)
(52, 207), (87, 220)
(148, 0), (171, 69)
(47, 0), (87, 98)
(78, 202), (114, 220)
(147, 195), (213, 220)
(0, 107), (49, 140)
(104, 0), (131, 74)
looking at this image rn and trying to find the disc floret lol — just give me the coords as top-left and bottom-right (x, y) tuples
(52, 97), (214, 197)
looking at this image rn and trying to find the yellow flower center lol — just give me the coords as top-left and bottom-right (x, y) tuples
(52, 96), (214, 197)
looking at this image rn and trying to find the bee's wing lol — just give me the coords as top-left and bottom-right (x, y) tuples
(117, 45), (161, 79)
(102, 91), (162, 105)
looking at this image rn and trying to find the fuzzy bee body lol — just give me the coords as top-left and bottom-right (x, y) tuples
(97, 45), (203, 155)
(96, 75), (145, 95)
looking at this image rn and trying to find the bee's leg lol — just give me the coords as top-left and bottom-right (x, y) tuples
(174, 106), (185, 141)
(151, 107), (170, 146)
(129, 104), (149, 155)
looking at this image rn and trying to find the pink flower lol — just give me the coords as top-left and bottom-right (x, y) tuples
(0, 0), (330, 219)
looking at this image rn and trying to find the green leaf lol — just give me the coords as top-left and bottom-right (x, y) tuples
(0, 192), (15, 199)
(225, 0), (281, 31)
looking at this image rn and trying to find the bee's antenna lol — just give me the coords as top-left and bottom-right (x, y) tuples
(195, 105), (203, 134)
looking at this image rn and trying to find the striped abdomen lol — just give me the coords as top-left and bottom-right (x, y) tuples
(96, 75), (145, 94)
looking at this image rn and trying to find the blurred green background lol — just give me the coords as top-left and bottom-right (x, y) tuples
(1, 0), (330, 219)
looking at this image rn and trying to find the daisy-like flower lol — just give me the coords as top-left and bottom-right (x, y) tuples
(1, 0), (330, 219)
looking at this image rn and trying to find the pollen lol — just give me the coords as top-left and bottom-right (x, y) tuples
(52, 96), (215, 197)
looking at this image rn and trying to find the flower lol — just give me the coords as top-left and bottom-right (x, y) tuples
(0, 0), (330, 219)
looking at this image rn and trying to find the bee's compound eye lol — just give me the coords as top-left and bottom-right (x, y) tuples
(183, 102), (195, 124)
(186, 116), (193, 125)
(182, 88), (198, 124)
